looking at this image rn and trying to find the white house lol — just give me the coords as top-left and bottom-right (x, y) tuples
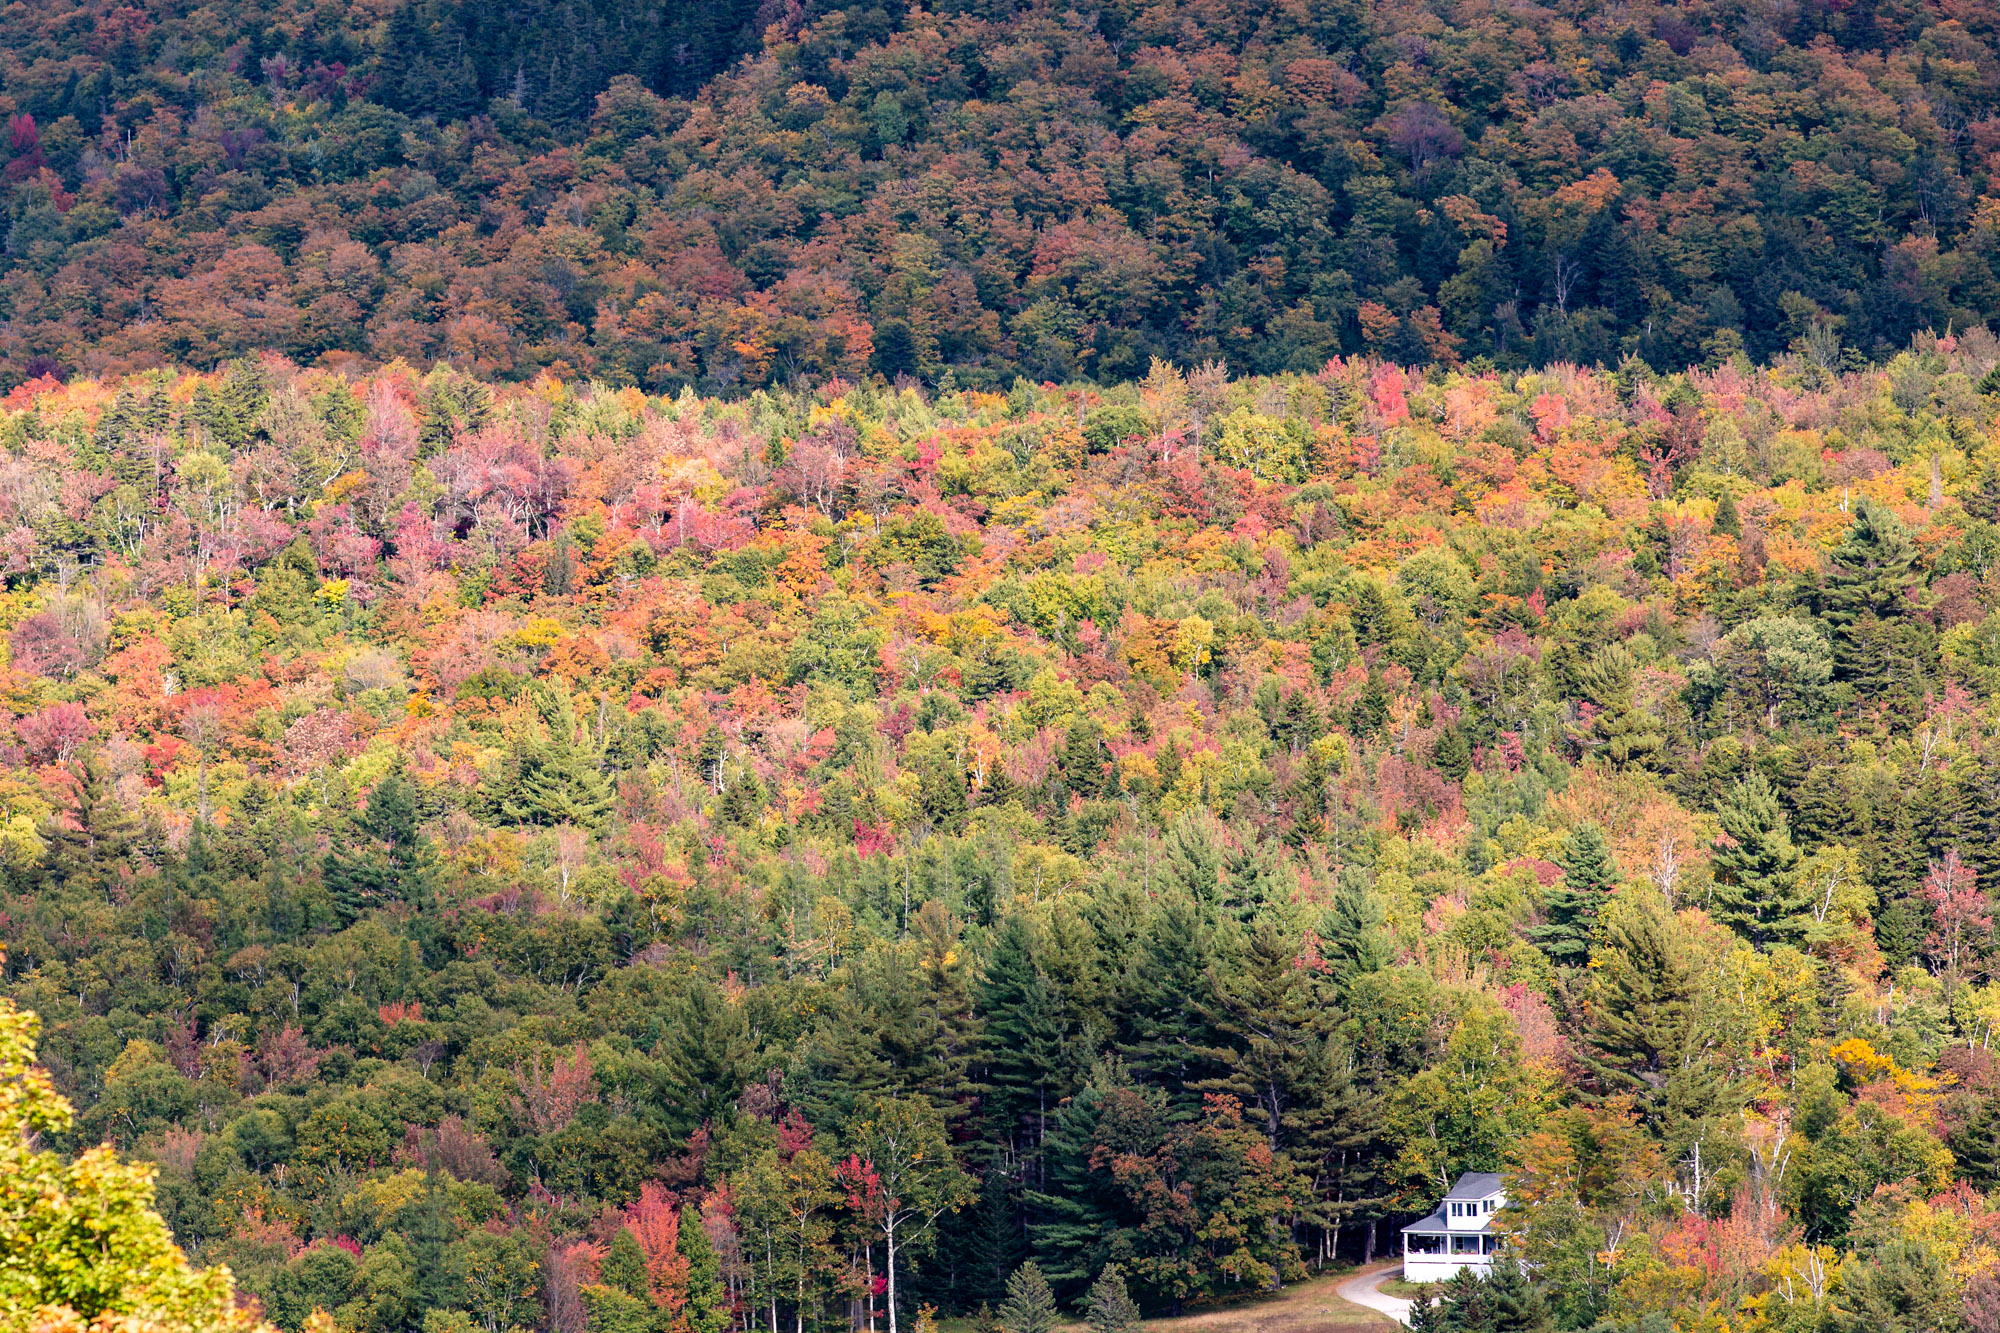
(1401, 1172), (1507, 1282)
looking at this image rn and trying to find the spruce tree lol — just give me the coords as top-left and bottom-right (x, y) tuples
(1000, 1261), (1059, 1333)
(1580, 904), (1725, 1138)
(1486, 1260), (1555, 1333)
(979, 912), (1074, 1155)
(1709, 774), (1804, 942)
(1086, 1266), (1141, 1333)
(678, 1203), (729, 1333)
(1529, 823), (1618, 968)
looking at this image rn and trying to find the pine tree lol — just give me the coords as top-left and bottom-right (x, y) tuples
(1434, 726), (1471, 781)
(1159, 812), (1224, 904)
(1580, 904), (1724, 1137)
(1529, 822), (1619, 967)
(1714, 489), (1741, 537)
(979, 912), (1075, 1157)
(602, 1228), (651, 1302)
(1709, 775), (1805, 942)
(1790, 761), (1855, 852)
(1219, 841), (1286, 922)
(1572, 644), (1663, 769)
(1949, 1095), (2000, 1187)
(1486, 1261), (1555, 1333)
(1323, 876), (1394, 991)
(586, 1228), (662, 1333)
(1116, 891), (1223, 1100)
(325, 769), (426, 926)
(1192, 915), (1331, 1150)
(500, 683), (614, 828)
(1818, 497), (1919, 682)
(1086, 1266), (1141, 1333)
(1000, 1261), (1058, 1333)
(678, 1203), (729, 1333)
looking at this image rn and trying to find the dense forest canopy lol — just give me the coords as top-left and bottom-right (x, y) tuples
(6, 0), (2000, 389)
(8, 343), (2000, 1333)
(26, 0), (2000, 1331)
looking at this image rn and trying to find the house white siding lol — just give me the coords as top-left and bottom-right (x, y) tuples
(1402, 1173), (1507, 1283)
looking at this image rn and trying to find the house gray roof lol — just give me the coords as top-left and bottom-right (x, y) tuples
(1445, 1172), (1506, 1201)
(1401, 1210), (1498, 1235)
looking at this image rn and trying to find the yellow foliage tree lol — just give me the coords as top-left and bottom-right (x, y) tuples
(0, 976), (269, 1333)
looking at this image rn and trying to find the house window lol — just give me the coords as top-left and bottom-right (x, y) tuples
(1407, 1233), (1445, 1255)
(1452, 1235), (1482, 1254)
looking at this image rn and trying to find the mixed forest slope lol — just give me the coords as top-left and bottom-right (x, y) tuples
(3, 346), (2000, 1333)
(0, 0), (1999, 388)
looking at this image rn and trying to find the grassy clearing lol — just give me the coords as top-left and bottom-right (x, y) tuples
(934, 1269), (1398, 1333)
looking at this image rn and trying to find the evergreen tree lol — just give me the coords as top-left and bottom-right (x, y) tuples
(1709, 775), (1805, 942)
(1322, 877), (1394, 991)
(1714, 489), (1741, 537)
(1873, 890), (1930, 970)
(1116, 891), (1224, 1100)
(1158, 812), (1224, 904)
(1192, 915), (1332, 1150)
(1028, 1065), (1146, 1285)
(586, 1229), (661, 1333)
(1572, 644), (1663, 769)
(1818, 497), (1920, 688)
(1434, 727), (1472, 781)
(324, 769), (426, 926)
(601, 1228), (651, 1301)
(1486, 1261), (1555, 1333)
(1219, 841), (1287, 922)
(499, 683), (614, 828)
(1528, 822), (1618, 967)
(979, 912), (1075, 1156)
(1790, 761), (1855, 852)
(1580, 904), (1726, 1138)
(1949, 1095), (2000, 1187)
(1086, 1266), (1141, 1333)
(1000, 1261), (1058, 1333)
(1060, 720), (1107, 799)
(679, 1203), (729, 1333)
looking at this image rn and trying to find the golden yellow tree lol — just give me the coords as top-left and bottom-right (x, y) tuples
(0, 975), (269, 1333)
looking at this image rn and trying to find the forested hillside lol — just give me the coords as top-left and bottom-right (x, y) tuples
(3, 342), (2000, 1333)
(6, 0), (2000, 389)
